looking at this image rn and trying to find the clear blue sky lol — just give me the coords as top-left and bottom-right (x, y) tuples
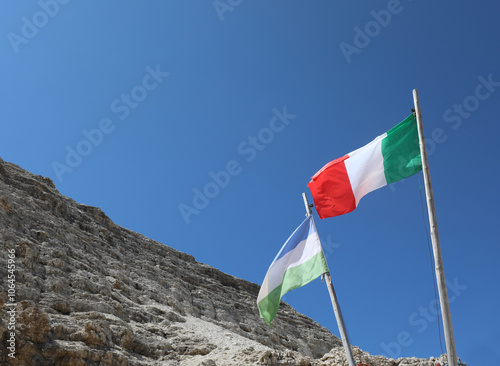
(1, 1), (499, 364)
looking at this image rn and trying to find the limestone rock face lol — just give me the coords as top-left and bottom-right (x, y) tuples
(0, 158), (340, 365)
(0, 158), (454, 366)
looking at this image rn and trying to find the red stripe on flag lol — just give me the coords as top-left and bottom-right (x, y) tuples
(308, 155), (356, 219)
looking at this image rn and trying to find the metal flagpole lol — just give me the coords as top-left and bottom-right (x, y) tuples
(412, 90), (458, 366)
(323, 272), (356, 366)
(302, 193), (356, 366)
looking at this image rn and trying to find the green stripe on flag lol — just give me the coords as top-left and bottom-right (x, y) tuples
(258, 285), (282, 325)
(258, 251), (329, 325)
(382, 114), (422, 184)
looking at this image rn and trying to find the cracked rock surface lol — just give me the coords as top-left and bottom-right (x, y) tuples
(0, 158), (340, 365)
(0, 158), (451, 366)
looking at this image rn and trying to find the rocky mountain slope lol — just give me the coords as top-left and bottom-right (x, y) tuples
(0, 158), (448, 366)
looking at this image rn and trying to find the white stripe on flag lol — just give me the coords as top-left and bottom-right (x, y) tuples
(344, 132), (387, 205)
(257, 231), (322, 303)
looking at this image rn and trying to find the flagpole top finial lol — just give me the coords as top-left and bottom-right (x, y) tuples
(302, 192), (313, 216)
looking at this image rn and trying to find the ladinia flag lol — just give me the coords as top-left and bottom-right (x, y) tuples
(257, 215), (329, 325)
(308, 114), (422, 219)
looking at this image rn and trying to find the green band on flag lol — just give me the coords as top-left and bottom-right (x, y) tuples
(382, 114), (422, 184)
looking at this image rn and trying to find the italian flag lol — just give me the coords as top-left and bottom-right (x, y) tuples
(308, 114), (422, 219)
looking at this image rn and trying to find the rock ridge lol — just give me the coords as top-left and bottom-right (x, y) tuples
(0, 158), (453, 366)
(0, 158), (339, 365)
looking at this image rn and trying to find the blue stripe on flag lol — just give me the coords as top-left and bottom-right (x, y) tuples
(271, 216), (316, 264)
